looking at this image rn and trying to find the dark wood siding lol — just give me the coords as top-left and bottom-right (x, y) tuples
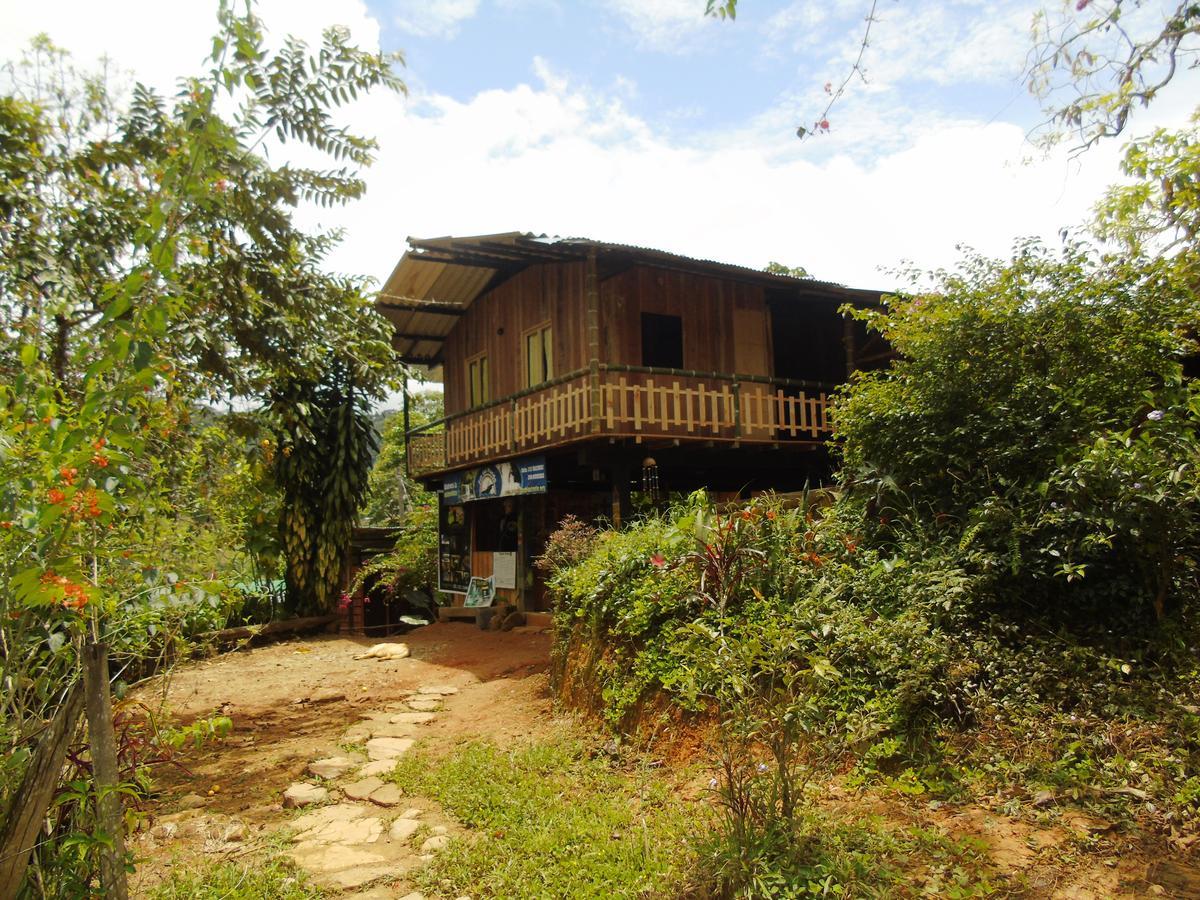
(442, 261), (588, 416)
(599, 265), (772, 375)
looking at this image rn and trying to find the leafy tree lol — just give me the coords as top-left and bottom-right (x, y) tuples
(764, 261), (810, 279)
(0, 3), (402, 892)
(835, 239), (1200, 620)
(1028, 0), (1200, 150)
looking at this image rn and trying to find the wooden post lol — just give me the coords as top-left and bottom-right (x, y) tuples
(0, 682), (84, 900)
(610, 462), (631, 528)
(586, 249), (602, 433)
(83, 641), (129, 900)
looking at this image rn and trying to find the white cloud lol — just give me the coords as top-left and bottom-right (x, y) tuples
(392, 0), (480, 38)
(0, 0), (381, 94)
(2, 0), (1196, 304)
(604, 0), (718, 51)
(315, 61), (1190, 296)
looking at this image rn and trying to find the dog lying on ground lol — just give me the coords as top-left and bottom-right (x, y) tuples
(354, 642), (411, 660)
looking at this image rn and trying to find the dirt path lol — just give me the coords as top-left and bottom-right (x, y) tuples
(130, 623), (554, 898)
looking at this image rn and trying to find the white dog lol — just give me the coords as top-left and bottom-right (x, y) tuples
(354, 642), (411, 661)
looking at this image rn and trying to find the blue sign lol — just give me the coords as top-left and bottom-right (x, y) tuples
(443, 455), (547, 503)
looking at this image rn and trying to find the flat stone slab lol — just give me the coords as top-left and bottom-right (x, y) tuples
(407, 698), (442, 712)
(418, 684), (459, 695)
(342, 724), (374, 743)
(291, 803), (377, 843)
(367, 721), (418, 739)
(389, 712), (436, 725)
(342, 776), (385, 801)
(366, 736), (415, 761)
(421, 834), (450, 853)
(290, 842), (396, 889)
(308, 756), (358, 780)
(357, 759), (399, 778)
(369, 783), (403, 806)
(283, 782), (328, 809)
(389, 817), (421, 842)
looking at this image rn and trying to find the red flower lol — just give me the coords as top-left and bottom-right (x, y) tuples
(47, 489), (67, 505)
(92, 454), (109, 468)
(59, 467), (78, 485)
(766, 510), (776, 521)
(650, 553), (666, 569)
(819, 119), (830, 131)
(0, 521), (11, 530)
(93, 437), (107, 450)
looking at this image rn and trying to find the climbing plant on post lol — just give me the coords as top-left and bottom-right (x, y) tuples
(273, 364), (379, 615)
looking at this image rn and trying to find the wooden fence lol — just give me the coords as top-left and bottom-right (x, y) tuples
(408, 370), (832, 477)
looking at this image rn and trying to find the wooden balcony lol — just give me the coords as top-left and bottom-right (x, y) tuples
(407, 366), (835, 479)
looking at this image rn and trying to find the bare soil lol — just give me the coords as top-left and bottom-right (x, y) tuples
(129, 623), (1198, 899)
(129, 623), (554, 895)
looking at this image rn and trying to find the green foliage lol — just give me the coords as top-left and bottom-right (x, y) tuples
(0, 3), (403, 891)
(362, 390), (441, 526)
(836, 239), (1200, 621)
(389, 735), (696, 899)
(534, 514), (601, 579)
(350, 502), (438, 599)
(764, 261), (810, 279)
(272, 368), (378, 615)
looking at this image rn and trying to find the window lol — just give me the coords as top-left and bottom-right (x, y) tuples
(524, 323), (553, 387)
(468, 355), (490, 408)
(641, 313), (683, 369)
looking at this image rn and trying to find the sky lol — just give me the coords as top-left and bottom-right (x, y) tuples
(2, 0), (1198, 293)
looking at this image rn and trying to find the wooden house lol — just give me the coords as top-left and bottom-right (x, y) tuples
(376, 233), (888, 612)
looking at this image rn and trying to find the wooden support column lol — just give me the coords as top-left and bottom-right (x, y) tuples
(843, 314), (857, 379)
(83, 641), (129, 900)
(586, 249), (602, 433)
(610, 461), (631, 528)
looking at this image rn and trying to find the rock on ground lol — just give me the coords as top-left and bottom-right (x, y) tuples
(283, 782), (328, 809)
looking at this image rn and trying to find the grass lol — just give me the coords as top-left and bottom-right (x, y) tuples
(389, 732), (699, 899)
(144, 854), (325, 899)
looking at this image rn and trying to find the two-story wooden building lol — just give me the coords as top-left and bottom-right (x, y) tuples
(377, 233), (888, 611)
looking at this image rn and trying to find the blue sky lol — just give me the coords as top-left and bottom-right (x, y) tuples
(376, 0), (1042, 144)
(3, 0), (1197, 291)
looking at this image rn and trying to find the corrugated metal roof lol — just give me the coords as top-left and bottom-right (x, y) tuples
(375, 232), (886, 367)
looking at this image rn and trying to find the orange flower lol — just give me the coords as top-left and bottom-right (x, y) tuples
(92, 454), (109, 468)
(766, 510), (776, 520)
(93, 437), (107, 450)
(0, 521), (11, 530)
(47, 488), (66, 505)
(59, 467), (78, 485)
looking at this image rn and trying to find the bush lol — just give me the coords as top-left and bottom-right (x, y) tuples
(836, 240), (1200, 621)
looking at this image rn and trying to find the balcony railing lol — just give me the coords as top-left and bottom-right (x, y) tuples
(406, 365), (835, 479)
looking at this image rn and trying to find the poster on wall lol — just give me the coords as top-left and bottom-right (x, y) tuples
(437, 500), (471, 594)
(443, 455), (547, 504)
(492, 551), (517, 590)
(464, 576), (495, 608)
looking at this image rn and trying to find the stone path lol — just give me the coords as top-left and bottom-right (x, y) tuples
(280, 684), (464, 897)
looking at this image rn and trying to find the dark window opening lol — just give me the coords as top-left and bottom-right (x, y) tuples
(641, 313), (683, 369)
(474, 500), (518, 552)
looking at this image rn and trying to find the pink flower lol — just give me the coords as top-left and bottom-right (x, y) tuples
(1075, 0), (1089, 9)
(650, 553), (666, 569)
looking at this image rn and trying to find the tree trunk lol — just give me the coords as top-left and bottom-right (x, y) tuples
(82, 641), (129, 900)
(0, 681), (84, 900)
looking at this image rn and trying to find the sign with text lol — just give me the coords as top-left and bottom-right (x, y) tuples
(443, 455), (547, 504)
